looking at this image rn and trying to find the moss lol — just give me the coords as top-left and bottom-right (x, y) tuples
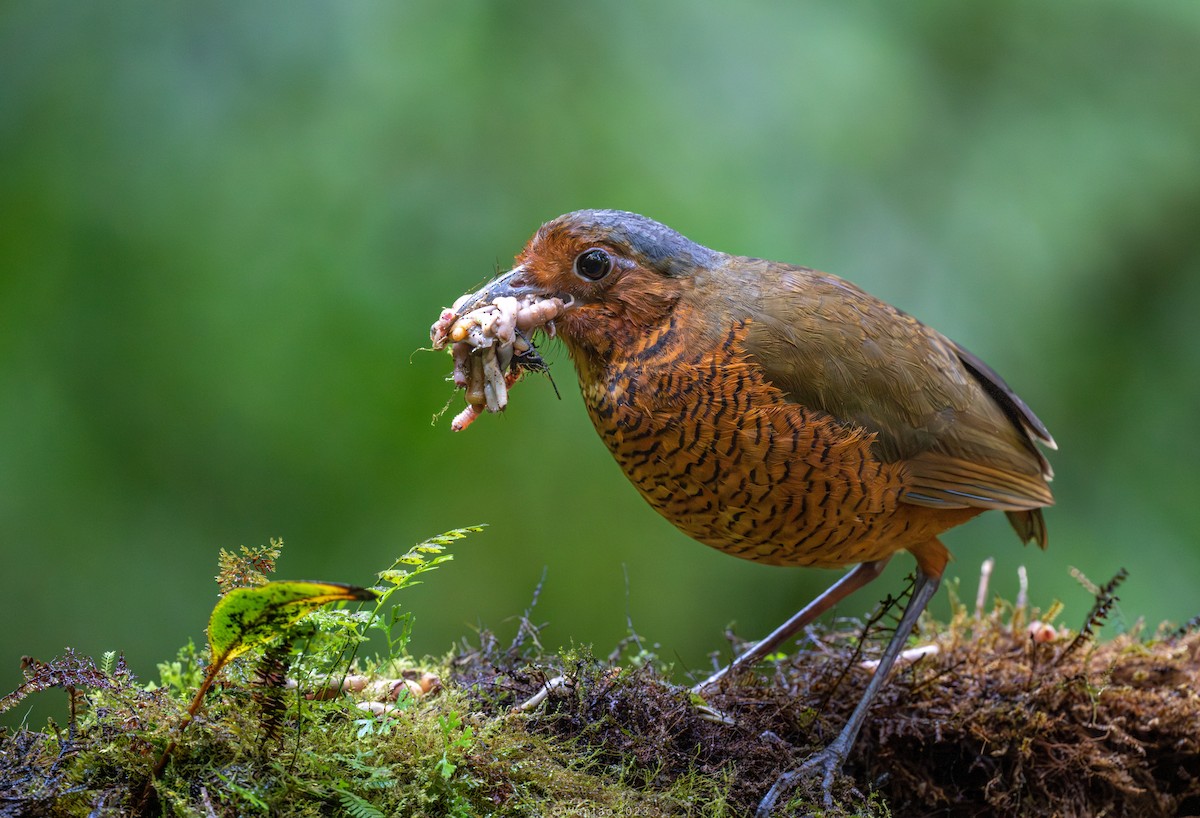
(3, 574), (1200, 817)
(448, 579), (1200, 817)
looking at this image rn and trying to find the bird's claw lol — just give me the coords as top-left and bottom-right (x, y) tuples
(755, 745), (849, 817)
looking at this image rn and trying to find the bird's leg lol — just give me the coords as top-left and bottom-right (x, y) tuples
(755, 570), (941, 816)
(692, 558), (890, 694)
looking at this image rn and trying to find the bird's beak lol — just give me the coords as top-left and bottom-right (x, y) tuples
(451, 265), (548, 314)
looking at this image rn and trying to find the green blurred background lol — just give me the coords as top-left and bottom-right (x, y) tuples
(3, 2), (1199, 724)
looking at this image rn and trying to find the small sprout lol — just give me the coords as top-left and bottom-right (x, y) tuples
(975, 557), (995, 619)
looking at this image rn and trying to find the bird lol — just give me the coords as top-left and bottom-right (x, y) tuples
(444, 209), (1055, 813)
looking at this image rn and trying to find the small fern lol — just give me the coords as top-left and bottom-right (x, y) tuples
(366, 525), (485, 660)
(1056, 567), (1128, 665)
(1171, 612), (1200, 640)
(337, 789), (387, 818)
(216, 539), (283, 593)
(251, 639), (290, 747)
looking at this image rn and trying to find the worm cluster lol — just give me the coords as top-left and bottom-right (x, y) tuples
(430, 293), (570, 431)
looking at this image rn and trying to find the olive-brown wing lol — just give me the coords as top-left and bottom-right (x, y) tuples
(737, 264), (1053, 517)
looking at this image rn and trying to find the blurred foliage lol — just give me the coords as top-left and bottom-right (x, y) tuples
(2, 1), (1199, 726)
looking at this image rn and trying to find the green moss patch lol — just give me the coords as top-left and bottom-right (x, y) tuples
(3, 549), (1198, 817)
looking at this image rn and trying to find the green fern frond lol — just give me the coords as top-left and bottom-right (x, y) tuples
(337, 789), (387, 818)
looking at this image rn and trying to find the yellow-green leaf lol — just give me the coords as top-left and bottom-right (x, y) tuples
(207, 580), (376, 665)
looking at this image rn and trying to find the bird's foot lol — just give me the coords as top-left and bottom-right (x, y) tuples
(755, 744), (850, 817)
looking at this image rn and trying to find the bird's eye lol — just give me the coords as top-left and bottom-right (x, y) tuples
(573, 248), (613, 281)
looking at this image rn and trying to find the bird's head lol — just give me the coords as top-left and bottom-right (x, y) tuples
(457, 210), (721, 363)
